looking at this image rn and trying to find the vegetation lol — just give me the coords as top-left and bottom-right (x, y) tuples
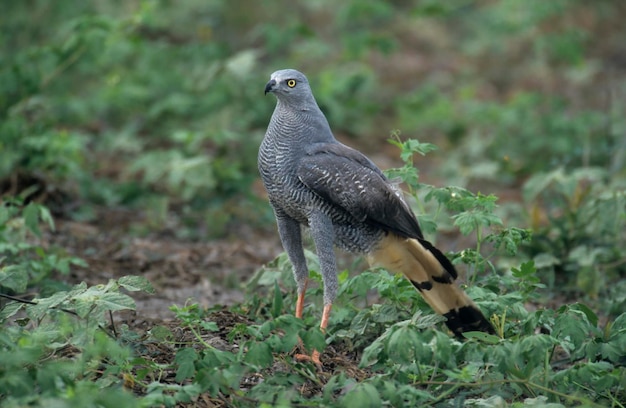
(1, 1), (625, 406)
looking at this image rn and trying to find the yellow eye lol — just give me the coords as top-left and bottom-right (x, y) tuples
(287, 79), (296, 88)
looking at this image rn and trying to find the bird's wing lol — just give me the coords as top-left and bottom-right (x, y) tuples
(297, 142), (424, 239)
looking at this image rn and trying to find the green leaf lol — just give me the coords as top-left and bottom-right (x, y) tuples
(360, 338), (385, 367)
(0, 301), (26, 322)
(522, 168), (564, 202)
(511, 260), (538, 280)
(0, 205), (10, 226)
(38, 205), (55, 231)
(384, 164), (419, 187)
(416, 214), (438, 235)
(71, 286), (136, 318)
(337, 269), (349, 284)
(569, 303), (598, 327)
(148, 325), (174, 341)
(301, 327), (326, 354)
(175, 347), (198, 381)
(424, 186), (473, 209)
(27, 291), (70, 320)
(486, 227), (533, 255)
(23, 203), (41, 237)
(390, 138), (438, 163)
(608, 313), (626, 335)
(95, 292), (136, 312)
(70, 257), (89, 268)
(244, 341), (273, 369)
(387, 325), (425, 363)
(0, 264), (29, 292)
(118, 275), (155, 294)
(553, 306), (596, 354)
(453, 210), (502, 235)
(348, 309), (376, 336)
(271, 279), (283, 318)
(341, 383), (382, 408)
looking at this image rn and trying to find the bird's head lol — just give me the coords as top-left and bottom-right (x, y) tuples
(264, 69), (316, 106)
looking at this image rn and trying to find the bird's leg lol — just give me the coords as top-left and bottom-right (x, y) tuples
(275, 214), (309, 317)
(320, 303), (332, 330)
(296, 303), (331, 365)
(295, 278), (309, 319)
(293, 277), (313, 364)
(310, 303), (333, 364)
(273, 215), (321, 363)
(294, 212), (338, 367)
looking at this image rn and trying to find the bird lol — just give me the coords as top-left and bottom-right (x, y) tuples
(258, 69), (495, 364)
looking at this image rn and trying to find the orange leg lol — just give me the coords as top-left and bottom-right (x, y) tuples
(295, 278), (308, 318)
(294, 278), (310, 363)
(295, 291), (305, 319)
(295, 303), (332, 366)
(320, 303), (332, 330)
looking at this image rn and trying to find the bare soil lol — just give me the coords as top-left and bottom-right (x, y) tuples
(47, 207), (283, 321)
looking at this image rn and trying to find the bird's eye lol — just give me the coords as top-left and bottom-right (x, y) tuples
(287, 79), (297, 88)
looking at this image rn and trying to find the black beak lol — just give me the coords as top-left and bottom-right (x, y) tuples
(264, 79), (276, 95)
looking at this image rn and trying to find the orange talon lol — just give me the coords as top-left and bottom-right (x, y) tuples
(294, 350), (322, 366)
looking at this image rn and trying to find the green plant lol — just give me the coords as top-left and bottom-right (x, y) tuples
(523, 167), (626, 300)
(0, 3), (267, 234)
(0, 273), (155, 407)
(0, 199), (155, 406)
(242, 241), (624, 406)
(0, 198), (86, 295)
(386, 135), (533, 278)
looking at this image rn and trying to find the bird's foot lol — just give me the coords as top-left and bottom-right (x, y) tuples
(294, 349), (322, 367)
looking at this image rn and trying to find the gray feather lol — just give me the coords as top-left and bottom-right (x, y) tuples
(257, 69), (420, 301)
(258, 69), (493, 337)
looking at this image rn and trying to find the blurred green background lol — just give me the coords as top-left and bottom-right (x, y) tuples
(2, 0), (625, 245)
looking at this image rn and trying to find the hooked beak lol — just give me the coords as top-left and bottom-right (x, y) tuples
(264, 79), (276, 95)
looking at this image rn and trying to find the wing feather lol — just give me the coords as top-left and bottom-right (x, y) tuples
(297, 143), (424, 239)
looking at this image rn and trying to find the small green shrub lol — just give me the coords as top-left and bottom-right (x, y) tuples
(0, 199), (86, 295)
(523, 167), (626, 301)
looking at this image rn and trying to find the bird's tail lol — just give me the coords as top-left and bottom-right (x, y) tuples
(366, 233), (495, 337)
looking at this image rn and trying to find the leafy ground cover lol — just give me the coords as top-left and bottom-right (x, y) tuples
(1, 140), (624, 407)
(1, 1), (626, 407)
